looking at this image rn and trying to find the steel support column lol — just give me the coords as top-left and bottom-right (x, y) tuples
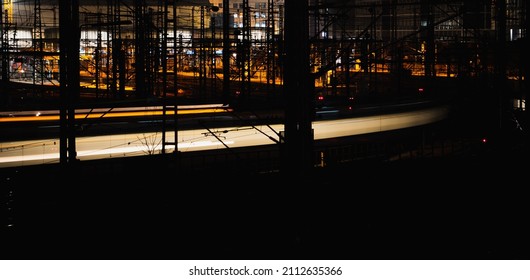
(1, 1), (9, 88)
(282, 0), (314, 175)
(59, 0), (79, 165)
(526, 0), (529, 123)
(222, 0), (230, 105)
(495, 0), (507, 129)
(420, 0), (435, 78)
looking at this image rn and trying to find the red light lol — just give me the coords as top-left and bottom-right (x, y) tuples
(418, 88), (424, 93)
(482, 138), (487, 143)
(318, 96), (324, 100)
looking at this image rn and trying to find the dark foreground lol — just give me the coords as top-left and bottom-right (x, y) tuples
(1, 134), (529, 260)
(1, 96), (529, 260)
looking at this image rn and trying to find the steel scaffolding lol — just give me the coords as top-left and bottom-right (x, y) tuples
(0, 0), (527, 151)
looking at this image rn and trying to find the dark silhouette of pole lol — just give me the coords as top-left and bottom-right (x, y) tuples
(222, 0), (230, 105)
(135, 0), (147, 99)
(1, 1), (9, 86)
(240, 0), (251, 103)
(526, 0), (529, 124)
(421, 0), (435, 78)
(59, 2), (68, 165)
(59, 0), (79, 165)
(495, 0), (507, 130)
(282, 0), (314, 175)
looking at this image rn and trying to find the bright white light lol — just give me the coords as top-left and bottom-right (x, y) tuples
(178, 141), (234, 149)
(0, 106), (449, 168)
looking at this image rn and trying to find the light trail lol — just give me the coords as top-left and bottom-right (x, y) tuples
(0, 104), (232, 122)
(0, 106), (449, 168)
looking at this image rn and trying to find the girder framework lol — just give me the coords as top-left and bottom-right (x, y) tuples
(0, 0), (526, 112)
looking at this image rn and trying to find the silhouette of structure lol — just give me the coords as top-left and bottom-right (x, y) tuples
(1, 0), (526, 102)
(1, 0), (529, 261)
(0, 0), (527, 166)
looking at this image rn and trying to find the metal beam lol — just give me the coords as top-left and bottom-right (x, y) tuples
(282, 0), (314, 175)
(222, 0), (230, 105)
(59, 0), (80, 165)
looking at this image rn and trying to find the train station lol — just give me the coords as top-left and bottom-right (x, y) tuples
(1, 0), (529, 260)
